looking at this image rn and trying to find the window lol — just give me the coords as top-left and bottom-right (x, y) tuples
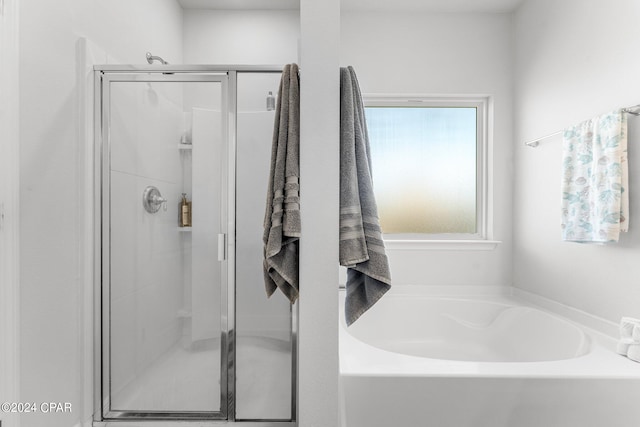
(364, 97), (488, 242)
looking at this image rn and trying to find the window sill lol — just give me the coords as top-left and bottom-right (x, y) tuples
(384, 239), (501, 251)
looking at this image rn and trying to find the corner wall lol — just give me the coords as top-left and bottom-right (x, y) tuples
(340, 11), (514, 287)
(513, 0), (640, 321)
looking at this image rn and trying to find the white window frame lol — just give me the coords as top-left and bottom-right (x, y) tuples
(364, 94), (499, 250)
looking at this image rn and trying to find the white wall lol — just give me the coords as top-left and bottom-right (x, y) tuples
(513, 0), (640, 322)
(18, 1), (183, 425)
(183, 9), (300, 64)
(0, 1), (20, 427)
(340, 11), (514, 287)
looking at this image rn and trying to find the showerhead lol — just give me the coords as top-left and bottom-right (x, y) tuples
(146, 52), (169, 65)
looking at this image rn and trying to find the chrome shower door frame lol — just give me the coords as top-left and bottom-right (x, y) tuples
(94, 69), (233, 422)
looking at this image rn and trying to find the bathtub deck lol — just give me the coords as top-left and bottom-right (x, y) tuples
(339, 286), (640, 427)
(340, 287), (640, 378)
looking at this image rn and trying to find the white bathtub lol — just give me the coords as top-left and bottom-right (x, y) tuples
(339, 286), (640, 427)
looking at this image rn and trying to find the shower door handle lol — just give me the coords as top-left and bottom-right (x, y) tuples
(217, 233), (226, 261)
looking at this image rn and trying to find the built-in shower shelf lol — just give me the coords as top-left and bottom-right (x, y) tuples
(178, 227), (192, 232)
(178, 144), (193, 150)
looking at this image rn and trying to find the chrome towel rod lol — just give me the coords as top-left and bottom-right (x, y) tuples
(524, 105), (640, 147)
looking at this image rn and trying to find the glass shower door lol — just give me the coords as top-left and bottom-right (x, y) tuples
(99, 72), (230, 419)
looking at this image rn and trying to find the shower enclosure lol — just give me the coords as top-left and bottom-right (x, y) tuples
(94, 66), (295, 423)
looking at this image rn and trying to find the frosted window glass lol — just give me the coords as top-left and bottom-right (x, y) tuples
(365, 107), (477, 234)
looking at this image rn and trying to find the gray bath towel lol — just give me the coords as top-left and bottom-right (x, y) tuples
(263, 64), (300, 303)
(340, 66), (391, 325)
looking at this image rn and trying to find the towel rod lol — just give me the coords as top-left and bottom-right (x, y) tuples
(524, 105), (640, 148)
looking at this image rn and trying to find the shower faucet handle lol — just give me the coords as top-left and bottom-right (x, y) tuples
(155, 195), (168, 211)
(143, 186), (167, 213)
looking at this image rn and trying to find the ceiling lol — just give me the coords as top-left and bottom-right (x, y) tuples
(178, 0), (525, 12)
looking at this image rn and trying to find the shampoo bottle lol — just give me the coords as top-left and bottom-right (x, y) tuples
(179, 193), (192, 227)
